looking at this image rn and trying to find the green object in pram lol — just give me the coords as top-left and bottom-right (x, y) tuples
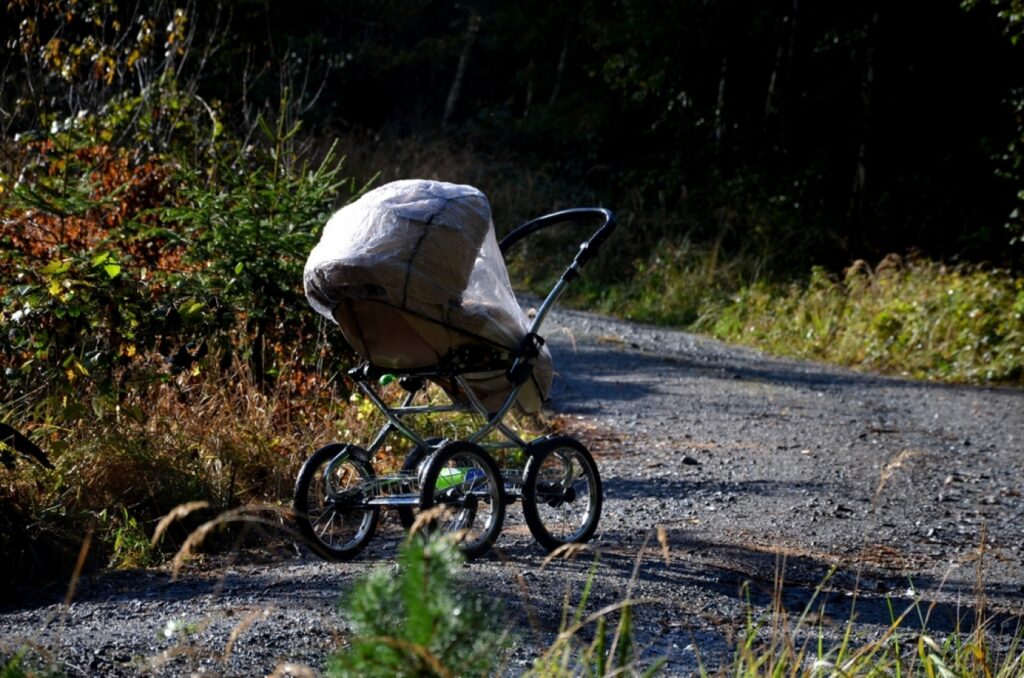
(435, 466), (483, 490)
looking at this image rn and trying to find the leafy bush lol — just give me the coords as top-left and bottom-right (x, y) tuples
(0, 0), (363, 588)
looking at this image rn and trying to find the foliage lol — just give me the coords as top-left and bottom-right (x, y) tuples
(1, 653), (31, 678)
(0, 649), (63, 678)
(962, 0), (1024, 252)
(574, 235), (766, 329)
(0, 0), (363, 590)
(329, 536), (663, 677)
(0, 0), (226, 168)
(550, 236), (1024, 386)
(698, 257), (1024, 384)
(0, 107), (351, 404)
(963, 0), (1024, 44)
(328, 535), (509, 678)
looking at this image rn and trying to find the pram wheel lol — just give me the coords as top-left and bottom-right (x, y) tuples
(418, 441), (505, 559)
(521, 436), (602, 552)
(293, 443), (379, 560)
(396, 437), (443, 530)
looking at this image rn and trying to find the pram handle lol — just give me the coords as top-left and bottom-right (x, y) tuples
(499, 207), (617, 270)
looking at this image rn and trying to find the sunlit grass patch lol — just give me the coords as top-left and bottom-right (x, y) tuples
(580, 242), (1024, 385)
(699, 257), (1024, 384)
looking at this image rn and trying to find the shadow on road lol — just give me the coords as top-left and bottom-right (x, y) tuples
(526, 527), (1024, 640)
(605, 476), (838, 501)
(549, 340), (1024, 406)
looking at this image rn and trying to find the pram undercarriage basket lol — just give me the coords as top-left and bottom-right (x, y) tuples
(294, 180), (616, 559)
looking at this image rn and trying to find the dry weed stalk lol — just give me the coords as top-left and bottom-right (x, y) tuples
(169, 504), (291, 580)
(222, 607), (272, 662)
(873, 448), (924, 502)
(151, 500), (211, 546)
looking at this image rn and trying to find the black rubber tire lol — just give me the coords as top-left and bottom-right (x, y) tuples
(418, 441), (505, 559)
(396, 437), (443, 530)
(293, 443), (379, 561)
(521, 436), (602, 552)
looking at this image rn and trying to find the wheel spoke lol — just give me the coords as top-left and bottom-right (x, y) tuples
(293, 444), (379, 560)
(419, 442), (505, 558)
(522, 437), (602, 552)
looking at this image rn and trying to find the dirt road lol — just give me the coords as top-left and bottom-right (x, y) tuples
(3, 304), (1023, 675)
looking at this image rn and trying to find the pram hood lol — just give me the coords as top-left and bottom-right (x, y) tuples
(304, 179), (553, 412)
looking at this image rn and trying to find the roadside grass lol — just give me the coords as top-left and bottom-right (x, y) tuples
(0, 358), (345, 581)
(337, 541), (1024, 677)
(326, 531), (1024, 677)
(697, 256), (1024, 385)
(324, 525), (667, 678)
(5, 495), (1023, 677)
(573, 241), (1024, 386)
(722, 575), (1024, 678)
(0, 356), (536, 586)
(525, 545), (667, 678)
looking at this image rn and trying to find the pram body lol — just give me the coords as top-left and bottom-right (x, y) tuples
(294, 180), (616, 559)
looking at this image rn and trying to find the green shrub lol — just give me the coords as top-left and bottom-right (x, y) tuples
(586, 243), (1024, 385)
(328, 535), (509, 678)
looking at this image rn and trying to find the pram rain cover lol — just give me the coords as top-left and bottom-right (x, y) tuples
(304, 179), (553, 412)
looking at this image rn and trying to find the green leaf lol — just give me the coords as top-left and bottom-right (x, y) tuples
(42, 260), (70, 275)
(91, 252), (111, 266)
(103, 264), (122, 279)
(234, 262), (244, 274)
(257, 114), (275, 141)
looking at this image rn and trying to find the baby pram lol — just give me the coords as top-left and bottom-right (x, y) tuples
(294, 180), (616, 559)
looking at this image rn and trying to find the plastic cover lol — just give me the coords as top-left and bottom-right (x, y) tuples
(304, 179), (552, 412)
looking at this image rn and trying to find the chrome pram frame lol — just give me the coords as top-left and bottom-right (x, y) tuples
(293, 208), (616, 560)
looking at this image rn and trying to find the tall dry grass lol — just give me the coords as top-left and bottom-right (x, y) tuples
(0, 354), (353, 582)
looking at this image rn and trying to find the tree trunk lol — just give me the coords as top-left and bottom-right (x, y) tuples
(523, 60), (534, 118)
(764, 43), (783, 117)
(765, 0), (800, 118)
(774, 0), (800, 147)
(442, 9), (481, 129)
(850, 10), (879, 218)
(714, 56), (728, 162)
(548, 30), (568, 106)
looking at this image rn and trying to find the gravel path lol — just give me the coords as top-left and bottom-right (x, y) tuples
(3, 304), (1023, 676)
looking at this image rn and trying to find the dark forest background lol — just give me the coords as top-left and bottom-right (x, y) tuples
(5, 0), (1024, 268)
(288, 0), (1024, 268)
(216, 1), (1023, 265)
